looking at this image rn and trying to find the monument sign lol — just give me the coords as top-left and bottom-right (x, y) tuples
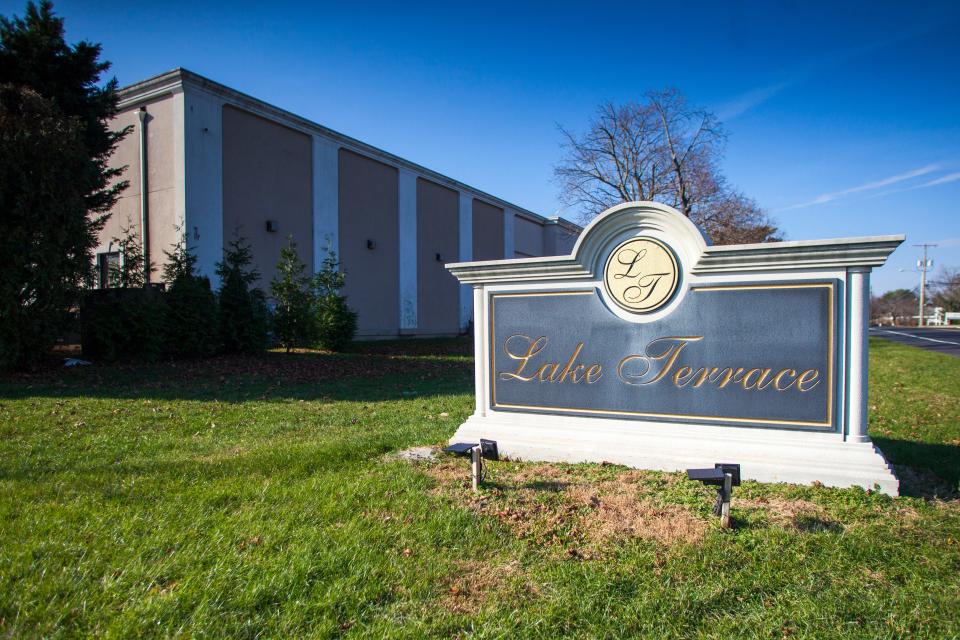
(447, 202), (904, 494)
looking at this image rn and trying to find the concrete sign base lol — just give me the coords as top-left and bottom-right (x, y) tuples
(452, 412), (899, 495)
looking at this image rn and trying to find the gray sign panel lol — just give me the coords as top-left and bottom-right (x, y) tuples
(489, 282), (837, 430)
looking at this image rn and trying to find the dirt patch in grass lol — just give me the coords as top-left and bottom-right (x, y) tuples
(738, 497), (843, 532)
(439, 559), (535, 614)
(424, 460), (708, 557)
(568, 487), (706, 546)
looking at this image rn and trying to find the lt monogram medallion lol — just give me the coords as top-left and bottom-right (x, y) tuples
(603, 237), (679, 313)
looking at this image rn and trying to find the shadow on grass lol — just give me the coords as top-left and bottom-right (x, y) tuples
(0, 346), (474, 404)
(874, 436), (960, 499)
(794, 515), (844, 533)
(520, 480), (570, 493)
(0, 430), (403, 484)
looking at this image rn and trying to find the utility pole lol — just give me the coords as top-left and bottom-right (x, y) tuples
(914, 244), (936, 327)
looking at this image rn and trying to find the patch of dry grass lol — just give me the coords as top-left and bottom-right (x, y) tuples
(439, 559), (536, 614)
(737, 496), (843, 532)
(424, 459), (708, 557)
(195, 445), (248, 463)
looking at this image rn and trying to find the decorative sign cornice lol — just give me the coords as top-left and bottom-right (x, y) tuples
(693, 236), (906, 273)
(447, 202), (904, 284)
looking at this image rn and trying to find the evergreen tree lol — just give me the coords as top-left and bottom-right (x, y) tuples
(215, 233), (267, 354)
(313, 249), (357, 352)
(0, 1), (128, 213)
(107, 220), (153, 288)
(270, 238), (314, 352)
(0, 1), (128, 369)
(162, 234), (217, 358)
(0, 85), (90, 368)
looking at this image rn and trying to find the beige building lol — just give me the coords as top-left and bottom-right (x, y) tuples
(97, 68), (579, 338)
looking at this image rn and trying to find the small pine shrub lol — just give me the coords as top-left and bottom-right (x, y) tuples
(108, 221), (154, 288)
(216, 234), (267, 354)
(315, 295), (357, 351)
(162, 235), (217, 358)
(313, 250), (356, 351)
(270, 237), (315, 352)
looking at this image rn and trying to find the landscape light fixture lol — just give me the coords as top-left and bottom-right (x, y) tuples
(443, 439), (499, 491)
(687, 463), (741, 528)
(479, 439), (499, 462)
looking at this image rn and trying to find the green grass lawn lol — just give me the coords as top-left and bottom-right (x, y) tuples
(1, 338), (958, 638)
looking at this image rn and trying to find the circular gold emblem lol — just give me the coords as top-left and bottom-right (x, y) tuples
(603, 237), (680, 313)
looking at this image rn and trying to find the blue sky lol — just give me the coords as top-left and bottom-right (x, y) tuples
(5, 0), (958, 293)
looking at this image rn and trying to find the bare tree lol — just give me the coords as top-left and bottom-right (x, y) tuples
(555, 101), (667, 212)
(931, 267), (960, 312)
(871, 289), (918, 325)
(649, 89), (725, 217)
(555, 89), (779, 244)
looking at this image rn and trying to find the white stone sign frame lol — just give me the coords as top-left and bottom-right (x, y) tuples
(447, 202), (904, 495)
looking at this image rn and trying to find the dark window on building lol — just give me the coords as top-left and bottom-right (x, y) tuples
(97, 252), (119, 289)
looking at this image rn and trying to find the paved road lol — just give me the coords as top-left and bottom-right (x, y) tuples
(869, 326), (960, 358)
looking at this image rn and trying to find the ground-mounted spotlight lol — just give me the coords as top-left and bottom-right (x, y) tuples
(479, 439), (499, 462)
(687, 463), (741, 528)
(443, 440), (499, 490)
(443, 442), (475, 456)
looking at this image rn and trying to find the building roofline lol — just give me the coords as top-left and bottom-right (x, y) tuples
(118, 67), (581, 232)
(546, 215), (582, 233)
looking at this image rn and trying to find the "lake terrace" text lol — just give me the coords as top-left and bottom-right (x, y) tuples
(498, 334), (821, 392)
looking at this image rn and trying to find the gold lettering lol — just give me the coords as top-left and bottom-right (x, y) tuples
(672, 366), (695, 387)
(557, 343), (585, 383)
(772, 369), (798, 390)
(741, 368), (773, 390)
(537, 363), (560, 382)
(617, 337), (703, 386)
(709, 367), (744, 388)
(498, 335), (601, 385)
(797, 369), (821, 391)
(691, 367), (718, 387)
(586, 364), (603, 383)
(570, 364), (586, 383)
(617, 355), (651, 385)
(754, 368), (774, 390)
(740, 368), (760, 389)
(642, 336), (704, 385)
(499, 335), (546, 381)
(501, 333), (824, 396)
